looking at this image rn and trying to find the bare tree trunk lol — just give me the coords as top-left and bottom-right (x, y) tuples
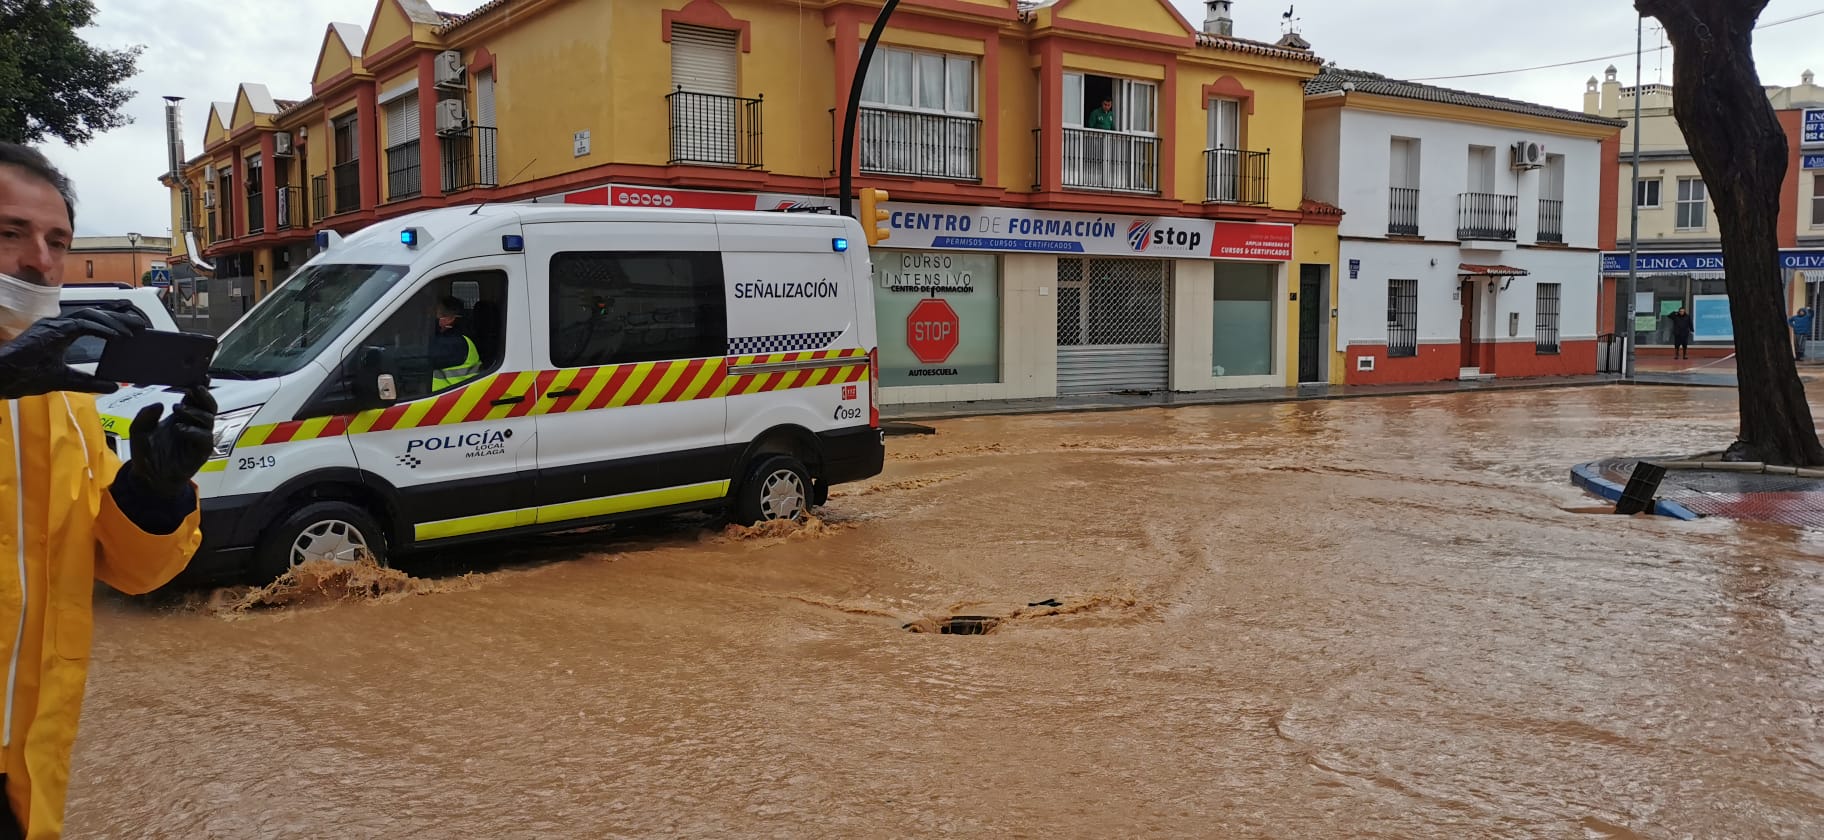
(1636, 0), (1824, 465)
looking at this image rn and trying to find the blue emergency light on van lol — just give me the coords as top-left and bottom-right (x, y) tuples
(400, 228), (420, 247)
(502, 234), (524, 252)
(833, 237), (850, 253)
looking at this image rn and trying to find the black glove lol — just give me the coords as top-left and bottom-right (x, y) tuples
(0, 305), (148, 399)
(110, 387), (215, 535)
(123, 386), (217, 498)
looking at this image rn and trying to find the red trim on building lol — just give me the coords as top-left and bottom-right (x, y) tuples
(259, 133), (280, 241)
(1036, 38), (1064, 193)
(231, 149), (248, 239)
(418, 51), (444, 198)
(663, 0), (753, 52)
(1778, 109), (1802, 250)
(904, 0), (1019, 20)
(1597, 132), (1619, 251)
(470, 47), (496, 74)
(357, 85), (380, 210)
(1483, 339), (1597, 378)
(1201, 76), (1256, 116)
(1345, 344), (1460, 385)
(1346, 340), (1597, 384)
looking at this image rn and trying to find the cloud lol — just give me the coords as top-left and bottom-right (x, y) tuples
(30, 0), (1821, 237)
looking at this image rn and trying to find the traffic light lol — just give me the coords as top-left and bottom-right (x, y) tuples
(859, 187), (891, 246)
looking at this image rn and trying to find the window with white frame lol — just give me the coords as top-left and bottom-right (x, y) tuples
(1676, 177), (1706, 230)
(383, 92), (421, 201)
(1813, 173), (1823, 226)
(1060, 73), (1158, 193)
(858, 47), (979, 180)
(1062, 72), (1156, 134)
(1635, 177), (1661, 209)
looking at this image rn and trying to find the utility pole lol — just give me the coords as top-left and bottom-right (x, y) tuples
(837, 0), (901, 218)
(1624, 14), (1644, 379)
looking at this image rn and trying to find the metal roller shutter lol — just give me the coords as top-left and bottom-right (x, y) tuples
(670, 25), (738, 95)
(1056, 258), (1171, 394)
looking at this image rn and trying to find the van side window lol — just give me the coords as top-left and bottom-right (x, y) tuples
(357, 270), (510, 401)
(549, 252), (726, 368)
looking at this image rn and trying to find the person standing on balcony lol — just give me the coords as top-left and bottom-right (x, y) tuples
(1088, 98), (1117, 131)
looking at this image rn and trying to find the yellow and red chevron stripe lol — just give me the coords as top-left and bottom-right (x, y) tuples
(236, 349), (870, 448)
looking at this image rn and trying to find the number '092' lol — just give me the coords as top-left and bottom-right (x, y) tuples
(237, 456), (277, 471)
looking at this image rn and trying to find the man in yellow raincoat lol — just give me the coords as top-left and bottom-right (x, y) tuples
(0, 142), (213, 838)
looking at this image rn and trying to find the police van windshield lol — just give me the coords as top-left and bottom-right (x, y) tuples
(209, 263), (409, 380)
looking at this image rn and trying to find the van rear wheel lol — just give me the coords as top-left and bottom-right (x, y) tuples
(731, 455), (812, 525)
(252, 501), (389, 584)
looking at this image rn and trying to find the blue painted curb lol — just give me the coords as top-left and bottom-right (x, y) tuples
(1570, 462), (1702, 521)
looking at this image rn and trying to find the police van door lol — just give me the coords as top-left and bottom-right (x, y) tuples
(341, 257), (540, 544)
(525, 221), (731, 525)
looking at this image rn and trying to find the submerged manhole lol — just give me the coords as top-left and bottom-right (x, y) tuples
(904, 615), (1002, 635)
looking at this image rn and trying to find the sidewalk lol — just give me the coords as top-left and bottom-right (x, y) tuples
(1573, 457), (1824, 528)
(883, 372), (1734, 422)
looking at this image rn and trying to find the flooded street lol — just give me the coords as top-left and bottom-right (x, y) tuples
(66, 384), (1824, 838)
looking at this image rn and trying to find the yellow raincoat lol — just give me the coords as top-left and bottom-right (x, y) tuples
(0, 392), (200, 838)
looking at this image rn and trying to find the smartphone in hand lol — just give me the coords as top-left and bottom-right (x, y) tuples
(95, 330), (218, 389)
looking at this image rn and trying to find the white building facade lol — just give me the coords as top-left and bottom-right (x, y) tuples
(1304, 70), (1624, 384)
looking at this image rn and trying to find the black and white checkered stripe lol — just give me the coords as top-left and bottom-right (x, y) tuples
(726, 331), (841, 356)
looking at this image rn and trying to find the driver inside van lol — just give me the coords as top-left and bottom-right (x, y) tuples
(429, 296), (481, 390)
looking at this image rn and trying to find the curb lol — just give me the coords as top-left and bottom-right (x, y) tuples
(885, 378), (1625, 423)
(1569, 462), (1701, 521)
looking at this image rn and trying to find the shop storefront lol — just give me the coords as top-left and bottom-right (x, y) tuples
(1602, 249), (1824, 352)
(878, 201), (1296, 402)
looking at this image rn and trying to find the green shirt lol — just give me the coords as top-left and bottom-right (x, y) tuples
(1087, 107), (1116, 130)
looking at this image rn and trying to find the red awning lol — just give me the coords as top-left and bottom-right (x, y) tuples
(1458, 263), (1530, 277)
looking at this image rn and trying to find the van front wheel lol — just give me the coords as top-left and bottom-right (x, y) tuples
(731, 455), (812, 525)
(252, 501), (389, 583)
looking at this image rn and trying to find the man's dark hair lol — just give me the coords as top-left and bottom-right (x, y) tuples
(438, 296), (465, 315)
(0, 142), (76, 226)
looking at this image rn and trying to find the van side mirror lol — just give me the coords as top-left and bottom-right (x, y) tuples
(351, 346), (398, 405)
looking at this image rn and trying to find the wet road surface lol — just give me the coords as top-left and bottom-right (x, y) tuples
(67, 385), (1824, 838)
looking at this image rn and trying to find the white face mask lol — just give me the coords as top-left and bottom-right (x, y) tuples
(0, 273), (61, 340)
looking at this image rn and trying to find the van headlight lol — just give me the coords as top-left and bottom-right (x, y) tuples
(212, 406), (261, 459)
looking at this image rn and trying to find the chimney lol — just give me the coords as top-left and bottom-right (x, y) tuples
(161, 96), (195, 233)
(1583, 77), (1600, 114)
(1205, 0), (1233, 37)
(1600, 65), (1621, 118)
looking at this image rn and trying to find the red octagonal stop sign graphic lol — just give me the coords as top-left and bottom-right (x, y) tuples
(905, 298), (960, 364)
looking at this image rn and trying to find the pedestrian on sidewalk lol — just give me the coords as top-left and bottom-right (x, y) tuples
(1666, 306), (1693, 360)
(0, 142), (213, 839)
(1790, 306), (1814, 362)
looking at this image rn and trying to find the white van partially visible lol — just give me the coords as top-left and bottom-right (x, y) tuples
(59, 284), (179, 374)
(95, 205), (885, 584)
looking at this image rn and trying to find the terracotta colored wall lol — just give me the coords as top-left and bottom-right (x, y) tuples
(1484, 339), (1597, 378)
(1344, 343), (1461, 385)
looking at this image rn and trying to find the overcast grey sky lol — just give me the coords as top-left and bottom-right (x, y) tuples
(38, 0), (1824, 238)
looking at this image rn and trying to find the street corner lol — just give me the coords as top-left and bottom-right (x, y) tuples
(1574, 457), (1824, 528)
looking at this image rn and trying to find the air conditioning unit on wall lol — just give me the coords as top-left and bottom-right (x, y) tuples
(435, 99), (471, 135)
(434, 50), (466, 90)
(202, 189), (217, 208)
(1511, 140), (1544, 170)
(273, 132), (295, 156)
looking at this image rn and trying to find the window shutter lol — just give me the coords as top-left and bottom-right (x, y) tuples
(477, 70), (496, 127)
(386, 94), (419, 148)
(670, 25), (738, 96)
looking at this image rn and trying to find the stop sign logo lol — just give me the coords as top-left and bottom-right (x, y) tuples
(906, 298), (960, 364)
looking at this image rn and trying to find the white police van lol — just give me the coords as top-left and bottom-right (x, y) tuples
(96, 205), (885, 583)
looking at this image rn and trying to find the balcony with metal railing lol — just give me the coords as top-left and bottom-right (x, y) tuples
(276, 186), (303, 231)
(1203, 148), (1268, 205)
(1537, 199), (1564, 244)
(311, 175), (327, 223)
(1388, 187), (1420, 236)
(332, 161), (360, 215)
(668, 89), (763, 168)
(1044, 128), (1160, 195)
(859, 108), (980, 181)
(1457, 192), (1517, 241)
(441, 126), (500, 192)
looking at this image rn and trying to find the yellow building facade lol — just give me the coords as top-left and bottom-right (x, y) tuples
(162, 0), (1345, 396)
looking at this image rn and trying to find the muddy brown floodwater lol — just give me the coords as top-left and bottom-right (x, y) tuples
(65, 385), (1824, 838)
